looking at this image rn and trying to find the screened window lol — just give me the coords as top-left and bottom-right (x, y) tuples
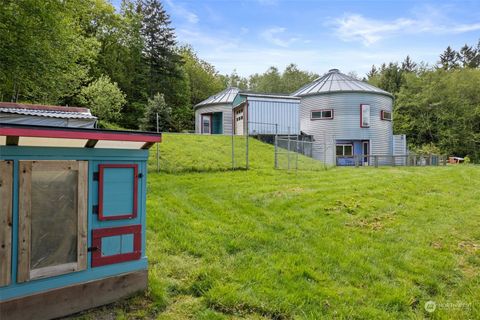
(311, 109), (333, 120)
(360, 104), (370, 127)
(18, 161), (87, 282)
(336, 144), (353, 156)
(381, 110), (392, 121)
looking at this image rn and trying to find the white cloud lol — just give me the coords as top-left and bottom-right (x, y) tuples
(331, 12), (480, 46)
(260, 27), (298, 47)
(164, 0), (198, 24)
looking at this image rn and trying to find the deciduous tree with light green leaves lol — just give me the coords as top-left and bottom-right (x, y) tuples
(78, 75), (126, 125)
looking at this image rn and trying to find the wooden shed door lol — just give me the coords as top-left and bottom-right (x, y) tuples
(91, 162), (142, 267)
(17, 160), (88, 283)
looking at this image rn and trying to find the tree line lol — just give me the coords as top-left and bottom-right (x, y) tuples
(0, 0), (318, 132)
(367, 41), (480, 161)
(0, 0), (227, 131)
(1, 1), (478, 160)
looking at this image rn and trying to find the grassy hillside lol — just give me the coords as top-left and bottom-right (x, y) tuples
(150, 134), (326, 173)
(75, 134), (480, 319)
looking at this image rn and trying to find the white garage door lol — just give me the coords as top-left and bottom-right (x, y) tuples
(235, 108), (244, 135)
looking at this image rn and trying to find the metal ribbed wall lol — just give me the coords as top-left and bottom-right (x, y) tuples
(194, 103), (232, 134)
(248, 98), (299, 135)
(299, 92), (393, 164)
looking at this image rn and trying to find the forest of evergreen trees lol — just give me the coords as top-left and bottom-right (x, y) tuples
(1, 0), (479, 160)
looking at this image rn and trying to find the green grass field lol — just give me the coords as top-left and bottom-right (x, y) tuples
(75, 134), (480, 319)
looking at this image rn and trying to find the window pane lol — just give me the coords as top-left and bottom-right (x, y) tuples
(336, 145), (343, 155)
(30, 169), (78, 270)
(361, 105), (370, 127)
(322, 110), (332, 118)
(344, 145), (353, 156)
(311, 111), (321, 119)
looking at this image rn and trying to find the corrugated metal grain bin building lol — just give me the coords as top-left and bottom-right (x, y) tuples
(293, 69), (394, 166)
(194, 87), (239, 135)
(0, 118), (160, 319)
(232, 92), (300, 135)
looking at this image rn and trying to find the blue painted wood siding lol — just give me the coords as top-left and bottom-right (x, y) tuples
(0, 146), (148, 301)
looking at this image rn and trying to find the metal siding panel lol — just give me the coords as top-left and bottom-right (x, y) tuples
(300, 92), (393, 164)
(247, 100), (299, 135)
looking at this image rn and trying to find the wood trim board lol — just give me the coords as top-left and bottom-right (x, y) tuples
(0, 160), (13, 287)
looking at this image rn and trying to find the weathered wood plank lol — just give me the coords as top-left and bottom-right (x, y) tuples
(0, 270), (148, 320)
(77, 161), (88, 271)
(17, 161), (32, 283)
(31, 160), (78, 171)
(0, 161), (13, 287)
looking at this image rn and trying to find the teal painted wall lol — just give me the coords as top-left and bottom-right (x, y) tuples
(0, 146), (149, 301)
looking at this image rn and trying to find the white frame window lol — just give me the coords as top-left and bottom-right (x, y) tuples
(311, 109), (333, 120)
(336, 144), (353, 156)
(381, 110), (392, 121)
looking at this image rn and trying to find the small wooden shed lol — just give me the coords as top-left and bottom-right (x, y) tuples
(0, 123), (161, 319)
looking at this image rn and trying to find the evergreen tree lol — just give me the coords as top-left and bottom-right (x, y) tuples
(438, 46), (459, 70)
(140, 93), (171, 131)
(458, 44), (479, 68)
(140, 0), (181, 97)
(401, 55), (417, 73)
(366, 65), (378, 79)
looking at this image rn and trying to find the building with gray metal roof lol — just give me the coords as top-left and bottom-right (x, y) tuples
(194, 87), (239, 134)
(296, 69), (397, 166)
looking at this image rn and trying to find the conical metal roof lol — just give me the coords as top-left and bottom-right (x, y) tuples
(291, 69), (393, 98)
(194, 87), (240, 108)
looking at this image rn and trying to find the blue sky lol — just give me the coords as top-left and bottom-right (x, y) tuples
(110, 0), (480, 77)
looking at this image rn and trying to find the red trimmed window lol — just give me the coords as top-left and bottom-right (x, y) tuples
(311, 109), (333, 120)
(381, 110), (392, 121)
(98, 164), (138, 221)
(91, 225), (141, 267)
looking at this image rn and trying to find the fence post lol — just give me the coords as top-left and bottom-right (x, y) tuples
(374, 155), (378, 168)
(156, 113), (160, 173)
(413, 155), (417, 166)
(274, 134), (278, 169)
(295, 139), (299, 171)
(245, 100), (249, 170)
(287, 127), (291, 170)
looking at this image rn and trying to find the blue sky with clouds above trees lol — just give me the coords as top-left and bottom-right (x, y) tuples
(110, 0), (480, 77)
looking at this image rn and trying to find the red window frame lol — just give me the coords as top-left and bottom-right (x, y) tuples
(381, 110), (392, 121)
(360, 104), (370, 128)
(98, 164), (138, 221)
(91, 225), (142, 267)
(310, 109), (334, 120)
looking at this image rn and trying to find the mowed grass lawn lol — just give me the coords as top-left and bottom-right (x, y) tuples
(75, 134), (480, 319)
